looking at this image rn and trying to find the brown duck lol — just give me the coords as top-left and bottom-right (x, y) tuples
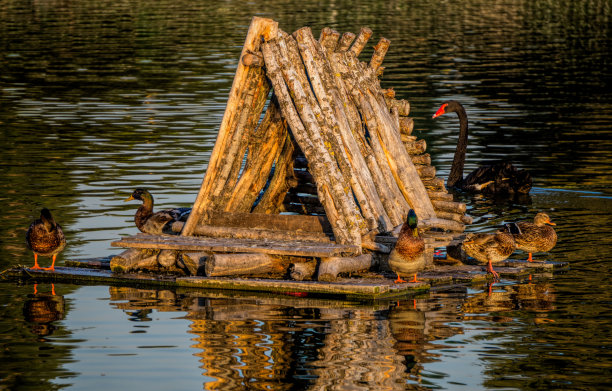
(26, 208), (66, 271)
(125, 188), (190, 235)
(502, 213), (557, 262)
(388, 210), (426, 283)
(462, 227), (517, 280)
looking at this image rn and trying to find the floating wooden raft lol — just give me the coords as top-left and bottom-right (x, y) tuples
(111, 17), (473, 281)
(1, 258), (569, 300)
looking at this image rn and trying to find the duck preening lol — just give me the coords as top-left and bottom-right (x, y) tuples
(501, 213), (557, 262)
(432, 100), (532, 195)
(462, 227), (518, 280)
(125, 188), (190, 235)
(388, 209), (426, 283)
(26, 208), (66, 271)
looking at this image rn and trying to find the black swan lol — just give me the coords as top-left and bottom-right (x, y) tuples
(432, 100), (532, 194)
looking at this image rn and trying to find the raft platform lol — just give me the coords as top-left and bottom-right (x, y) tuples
(1, 257), (569, 300)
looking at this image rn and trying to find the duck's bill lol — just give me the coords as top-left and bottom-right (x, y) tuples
(124, 195), (134, 202)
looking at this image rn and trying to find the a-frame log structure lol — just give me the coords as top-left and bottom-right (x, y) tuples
(111, 17), (472, 282)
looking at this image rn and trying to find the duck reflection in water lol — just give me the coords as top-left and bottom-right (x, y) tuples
(23, 284), (65, 340)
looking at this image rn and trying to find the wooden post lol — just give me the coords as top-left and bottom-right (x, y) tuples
(182, 17), (278, 236)
(349, 27), (373, 57)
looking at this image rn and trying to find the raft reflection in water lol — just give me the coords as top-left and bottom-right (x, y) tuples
(107, 282), (556, 389)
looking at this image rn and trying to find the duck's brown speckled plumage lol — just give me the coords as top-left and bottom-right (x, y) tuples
(503, 213), (557, 261)
(26, 208), (66, 270)
(462, 230), (516, 279)
(126, 188), (190, 235)
(388, 210), (426, 283)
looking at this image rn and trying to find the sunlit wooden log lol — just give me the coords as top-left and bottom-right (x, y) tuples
(319, 27), (340, 54)
(288, 259), (317, 281)
(349, 27), (373, 57)
(369, 37), (390, 70)
(337, 32), (356, 51)
(205, 253), (287, 277)
(317, 254), (373, 282)
(110, 248), (158, 272)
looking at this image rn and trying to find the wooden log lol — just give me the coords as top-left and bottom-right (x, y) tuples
(205, 253), (287, 277)
(431, 200), (467, 214)
(317, 254), (373, 282)
(421, 218), (465, 232)
(404, 139), (427, 155)
(349, 27), (373, 57)
(435, 210), (468, 224)
(241, 51), (264, 67)
(344, 53), (437, 220)
(179, 252), (208, 275)
(389, 99), (410, 116)
(110, 248), (158, 272)
(337, 32), (356, 52)
(253, 131), (298, 214)
(422, 177), (447, 192)
(416, 165), (436, 179)
(295, 27), (392, 232)
(399, 117), (414, 135)
(189, 225), (332, 243)
(428, 191), (454, 201)
(182, 17), (278, 235)
(288, 259), (318, 281)
(327, 50), (406, 226)
(319, 27), (340, 54)
(262, 34), (363, 246)
(382, 88), (395, 99)
(282, 202), (326, 215)
(369, 37), (390, 70)
(158, 249), (178, 268)
(461, 214), (474, 225)
(410, 153), (431, 165)
(224, 99), (286, 212)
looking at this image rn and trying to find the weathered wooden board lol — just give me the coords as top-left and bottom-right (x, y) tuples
(111, 233), (360, 257)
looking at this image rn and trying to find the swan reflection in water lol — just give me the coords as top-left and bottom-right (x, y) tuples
(105, 282), (555, 389)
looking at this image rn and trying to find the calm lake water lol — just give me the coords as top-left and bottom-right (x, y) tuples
(1, 0), (611, 389)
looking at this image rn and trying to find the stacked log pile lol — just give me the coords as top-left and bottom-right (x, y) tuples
(110, 17), (472, 281)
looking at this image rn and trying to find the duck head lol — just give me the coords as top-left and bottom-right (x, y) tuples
(534, 213), (555, 226)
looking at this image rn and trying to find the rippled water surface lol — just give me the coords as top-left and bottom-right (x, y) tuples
(1, 0), (611, 390)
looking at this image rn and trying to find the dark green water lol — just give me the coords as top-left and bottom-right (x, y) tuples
(1, 0), (611, 389)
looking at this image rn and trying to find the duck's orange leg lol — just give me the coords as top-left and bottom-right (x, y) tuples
(486, 260), (500, 280)
(394, 273), (407, 284)
(527, 253), (534, 262)
(31, 253), (42, 270)
(42, 254), (56, 271)
(408, 273), (421, 283)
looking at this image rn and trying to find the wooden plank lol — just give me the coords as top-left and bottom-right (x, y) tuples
(111, 234), (360, 257)
(202, 210), (333, 233)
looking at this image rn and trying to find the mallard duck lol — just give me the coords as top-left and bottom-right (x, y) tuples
(24, 284), (65, 338)
(125, 188), (190, 234)
(502, 213), (557, 262)
(462, 228), (517, 280)
(25, 208), (66, 271)
(388, 209), (426, 283)
(432, 100), (532, 194)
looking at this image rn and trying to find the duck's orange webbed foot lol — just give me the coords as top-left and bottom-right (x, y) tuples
(394, 273), (407, 284)
(487, 261), (500, 280)
(527, 253), (534, 262)
(30, 254), (42, 270)
(408, 273), (421, 283)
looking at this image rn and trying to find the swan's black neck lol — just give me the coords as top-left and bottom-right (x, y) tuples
(448, 103), (468, 188)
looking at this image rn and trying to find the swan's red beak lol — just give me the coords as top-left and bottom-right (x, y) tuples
(432, 103), (447, 119)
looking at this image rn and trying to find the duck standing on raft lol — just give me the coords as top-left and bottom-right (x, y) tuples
(388, 209), (426, 283)
(432, 100), (532, 195)
(462, 224), (519, 280)
(125, 188), (190, 235)
(502, 213), (557, 262)
(26, 208), (66, 271)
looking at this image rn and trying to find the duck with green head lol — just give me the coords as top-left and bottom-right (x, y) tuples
(26, 208), (66, 271)
(125, 188), (190, 235)
(388, 209), (426, 283)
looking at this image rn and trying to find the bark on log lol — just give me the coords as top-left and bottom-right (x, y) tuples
(317, 254), (373, 282)
(188, 225), (332, 243)
(349, 27), (373, 57)
(205, 253), (287, 277)
(388, 99), (410, 116)
(427, 191), (454, 201)
(295, 27), (392, 232)
(158, 249), (178, 268)
(262, 34), (363, 246)
(410, 153), (431, 165)
(399, 117), (414, 135)
(224, 99), (286, 212)
(431, 200), (467, 214)
(422, 177), (447, 192)
(404, 139), (427, 155)
(337, 32), (356, 52)
(369, 37), (390, 70)
(319, 27), (340, 54)
(288, 259), (318, 281)
(182, 17), (278, 235)
(416, 165), (436, 179)
(242, 51), (264, 67)
(420, 218), (465, 232)
(180, 252), (208, 275)
(110, 248), (158, 272)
